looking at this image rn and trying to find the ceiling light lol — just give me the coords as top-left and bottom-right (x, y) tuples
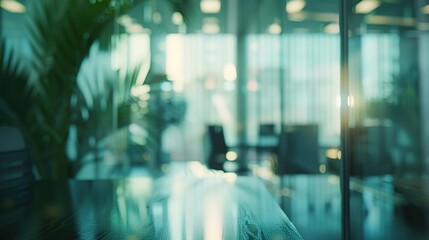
(355, 0), (380, 14)
(200, 0), (221, 14)
(423, 4), (429, 14)
(286, 0), (306, 14)
(324, 23), (339, 34)
(268, 23), (282, 34)
(0, 0), (26, 13)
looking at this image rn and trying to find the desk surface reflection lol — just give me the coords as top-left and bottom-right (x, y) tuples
(1, 169), (302, 239)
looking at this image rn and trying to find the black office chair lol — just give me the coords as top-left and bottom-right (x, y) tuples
(277, 124), (320, 175)
(276, 124), (320, 212)
(0, 126), (34, 228)
(0, 126), (34, 187)
(206, 125), (229, 171)
(256, 124), (278, 164)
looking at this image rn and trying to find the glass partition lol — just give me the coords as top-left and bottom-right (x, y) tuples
(3, 0), (429, 239)
(347, 0), (429, 238)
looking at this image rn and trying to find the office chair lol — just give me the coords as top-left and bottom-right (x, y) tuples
(0, 126), (34, 228)
(0, 126), (34, 187)
(206, 125), (228, 171)
(257, 123), (278, 156)
(276, 124), (319, 175)
(276, 124), (320, 212)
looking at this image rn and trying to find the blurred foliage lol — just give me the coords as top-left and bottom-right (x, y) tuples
(367, 70), (421, 142)
(0, 0), (192, 179)
(130, 73), (187, 167)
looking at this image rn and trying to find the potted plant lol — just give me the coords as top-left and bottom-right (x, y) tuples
(0, 0), (191, 179)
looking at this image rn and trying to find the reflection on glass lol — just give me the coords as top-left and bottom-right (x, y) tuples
(3, 0), (428, 239)
(348, 0), (429, 238)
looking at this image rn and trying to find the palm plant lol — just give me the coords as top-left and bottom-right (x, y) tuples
(0, 0), (192, 179)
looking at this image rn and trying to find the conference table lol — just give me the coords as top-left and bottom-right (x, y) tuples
(1, 162), (302, 239)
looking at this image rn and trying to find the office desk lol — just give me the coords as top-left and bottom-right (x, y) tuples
(393, 177), (429, 229)
(1, 172), (302, 239)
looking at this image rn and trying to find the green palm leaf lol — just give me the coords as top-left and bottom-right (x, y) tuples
(2, 0), (193, 178)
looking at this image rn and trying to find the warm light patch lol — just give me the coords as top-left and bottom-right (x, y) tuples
(423, 4), (429, 14)
(126, 23), (147, 33)
(223, 63), (237, 81)
(326, 148), (341, 159)
(347, 95), (354, 107)
(205, 78), (217, 90)
(0, 0), (26, 13)
(324, 23), (339, 34)
(268, 22), (282, 34)
(225, 151), (237, 161)
(328, 175), (340, 185)
(247, 79), (258, 92)
(200, 0), (221, 14)
(319, 164), (326, 173)
(223, 173), (237, 183)
(286, 0), (306, 14)
(355, 0), (380, 14)
(202, 18), (220, 33)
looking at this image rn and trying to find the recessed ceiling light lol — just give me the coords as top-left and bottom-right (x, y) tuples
(355, 0), (380, 14)
(286, 0), (306, 14)
(0, 0), (26, 13)
(200, 0), (221, 14)
(247, 79), (258, 92)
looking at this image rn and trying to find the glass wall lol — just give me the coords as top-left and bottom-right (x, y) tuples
(2, 0), (429, 239)
(347, 0), (429, 238)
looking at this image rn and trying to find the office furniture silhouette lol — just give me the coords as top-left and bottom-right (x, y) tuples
(277, 124), (320, 175)
(257, 123), (278, 158)
(206, 125), (229, 170)
(326, 125), (394, 176)
(276, 124), (320, 213)
(0, 126), (34, 187)
(0, 126), (34, 229)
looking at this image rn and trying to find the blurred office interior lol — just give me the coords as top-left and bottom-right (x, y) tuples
(1, 0), (429, 239)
